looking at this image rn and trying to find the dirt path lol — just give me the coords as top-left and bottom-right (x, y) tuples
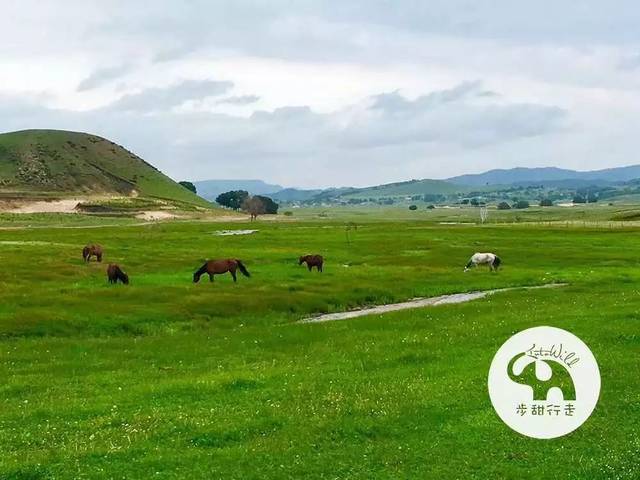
(299, 283), (567, 324)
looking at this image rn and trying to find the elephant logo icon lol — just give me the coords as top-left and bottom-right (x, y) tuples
(488, 326), (600, 439)
(507, 352), (576, 401)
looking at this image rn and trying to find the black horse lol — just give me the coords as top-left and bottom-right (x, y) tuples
(107, 264), (129, 284)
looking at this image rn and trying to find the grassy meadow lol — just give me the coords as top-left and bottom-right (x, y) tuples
(0, 209), (638, 479)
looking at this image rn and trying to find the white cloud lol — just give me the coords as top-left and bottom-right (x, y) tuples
(0, 0), (638, 187)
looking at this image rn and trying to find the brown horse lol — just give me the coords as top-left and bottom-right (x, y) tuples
(107, 264), (129, 284)
(299, 254), (323, 272)
(193, 259), (250, 283)
(83, 244), (103, 262)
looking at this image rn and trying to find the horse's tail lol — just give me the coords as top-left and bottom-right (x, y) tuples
(193, 262), (208, 283)
(493, 255), (502, 269)
(236, 260), (251, 277)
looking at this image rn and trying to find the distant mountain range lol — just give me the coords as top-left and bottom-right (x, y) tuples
(195, 164), (640, 203)
(447, 165), (640, 186)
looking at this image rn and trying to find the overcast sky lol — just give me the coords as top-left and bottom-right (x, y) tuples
(2, 1), (639, 188)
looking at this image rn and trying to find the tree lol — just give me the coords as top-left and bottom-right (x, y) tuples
(539, 198), (553, 207)
(513, 200), (530, 209)
(587, 193), (598, 203)
(573, 194), (586, 204)
(253, 195), (279, 214)
(409, 204), (418, 210)
(179, 181), (197, 194)
(242, 196), (265, 221)
(497, 202), (511, 210)
(216, 190), (249, 210)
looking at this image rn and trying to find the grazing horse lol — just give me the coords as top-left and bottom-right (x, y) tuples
(464, 252), (501, 272)
(107, 264), (129, 284)
(299, 254), (323, 272)
(83, 244), (103, 262)
(193, 259), (250, 283)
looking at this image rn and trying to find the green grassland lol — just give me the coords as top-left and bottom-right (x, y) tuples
(0, 212), (638, 478)
(341, 179), (471, 199)
(0, 130), (211, 208)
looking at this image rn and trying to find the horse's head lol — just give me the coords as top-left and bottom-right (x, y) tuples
(121, 273), (129, 285)
(298, 256), (305, 265)
(193, 271), (201, 283)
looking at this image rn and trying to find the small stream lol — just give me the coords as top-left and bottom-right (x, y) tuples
(299, 283), (566, 324)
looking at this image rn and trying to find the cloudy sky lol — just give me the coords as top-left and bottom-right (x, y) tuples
(2, 1), (639, 188)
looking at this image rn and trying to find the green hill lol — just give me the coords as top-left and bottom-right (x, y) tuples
(341, 178), (469, 199)
(0, 129), (211, 208)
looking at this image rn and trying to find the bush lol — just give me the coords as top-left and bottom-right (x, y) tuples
(513, 200), (530, 209)
(573, 194), (586, 204)
(539, 198), (553, 207)
(497, 202), (511, 210)
(426, 205), (435, 209)
(179, 181), (197, 193)
(409, 205), (418, 210)
(283, 211), (293, 216)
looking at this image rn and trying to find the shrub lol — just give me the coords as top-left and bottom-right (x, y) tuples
(573, 194), (586, 204)
(426, 205), (435, 209)
(539, 198), (553, 207)
(513, 200), (530, 209)
(179, 181), (197, 193)
(409, 205), (418, 210)
(497, 202), (511, 210)
(283, 211), (293, 216)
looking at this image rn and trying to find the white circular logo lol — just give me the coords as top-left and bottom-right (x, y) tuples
(488, 326), (600, 439)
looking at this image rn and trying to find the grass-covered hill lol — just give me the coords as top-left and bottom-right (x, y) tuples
(0, 129), (210, 208)
(341, 178), (468, 199)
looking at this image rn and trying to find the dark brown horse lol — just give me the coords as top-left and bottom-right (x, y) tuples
(83, 244), (103, 262)
(193, 259), (250, 283)
(299, 254), (323, 272)
(107, 264), (129, 284)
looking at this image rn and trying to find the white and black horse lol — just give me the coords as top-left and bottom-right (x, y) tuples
(464, 252), (501, 272)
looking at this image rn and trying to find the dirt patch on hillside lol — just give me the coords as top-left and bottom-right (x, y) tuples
(1, 198), (85, 214)
(135, 211), (180, 221)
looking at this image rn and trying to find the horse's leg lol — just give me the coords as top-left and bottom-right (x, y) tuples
(307, 264), (312, 271)
(318, 263), (323, 272)
(209, 273), (214, 282)
(231, 269), (237, 282)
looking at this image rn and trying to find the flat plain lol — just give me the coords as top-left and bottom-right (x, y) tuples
(0, 207), (638, 479)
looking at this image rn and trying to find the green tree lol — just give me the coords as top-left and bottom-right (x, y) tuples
(253, 195), (279, 214)
(216, 190), (249, 210)
(539, 198), (553, 207)
(497, 201), (511, 210)
(409, 204), (418, 210)
(513, 200), (530, 209)
(178, 181), (197, 194)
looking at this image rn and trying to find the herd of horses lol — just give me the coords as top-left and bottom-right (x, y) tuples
(83, 243), (500, 285)
(83, 244), (331, 285)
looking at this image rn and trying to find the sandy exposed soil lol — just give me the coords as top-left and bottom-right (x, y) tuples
(135, 211), (180, 221)
(299, 283), (566, 323)
(3, 198), (84, 214)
